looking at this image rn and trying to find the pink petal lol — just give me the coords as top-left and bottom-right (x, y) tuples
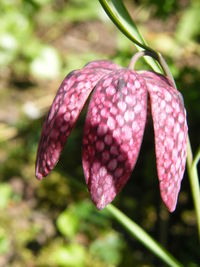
(141, 71), (188, 212)
(82, 70), (147, 209)
(36, 62), (119, 179)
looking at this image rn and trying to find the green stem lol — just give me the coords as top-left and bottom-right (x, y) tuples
(128, 50), (177, 89)
(192, 146), (200, 168)
(106, 204), (183, 267)
(157, 52), (177, 89)
(187, 138), (200, 239)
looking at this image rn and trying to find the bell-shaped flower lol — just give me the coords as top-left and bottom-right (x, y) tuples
(35, 59), (187, 212)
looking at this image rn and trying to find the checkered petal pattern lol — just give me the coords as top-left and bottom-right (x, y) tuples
(35, 61), (120, 179)
(140, 71), (188, 211)
(35, 59), (187, 212)
(82, 70), (147, 209)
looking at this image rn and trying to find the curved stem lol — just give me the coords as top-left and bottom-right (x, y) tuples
(128, 50), (157, 69)
(106, 204), (183, 267)
(129, 50), (177, 89)
(157, 52), (177, 89)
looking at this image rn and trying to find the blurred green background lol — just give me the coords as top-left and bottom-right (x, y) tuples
(0, 0), (200, 266)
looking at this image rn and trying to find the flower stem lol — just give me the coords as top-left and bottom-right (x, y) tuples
(128, 50), (157, 69)
(128, 50), (177, 89)
(106, 204), (183, 267)
(192, 146), (200, 168)
(186, 137), (200, 239)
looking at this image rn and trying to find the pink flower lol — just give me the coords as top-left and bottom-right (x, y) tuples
(35, 60), (187, 212)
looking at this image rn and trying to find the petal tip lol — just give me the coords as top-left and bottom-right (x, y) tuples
(35, 161), (48, 180)
(35, 167), (44, 180)
(93, 195), (111, 210)
(161, 190), (179, 213)
(166, 202), (176, 213)
(35, 171), (44, 180)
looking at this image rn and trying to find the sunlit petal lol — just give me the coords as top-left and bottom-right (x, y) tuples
(142, 71), (188, 212)
(36, 61), (119, 179)
(82, 70), (147, 209)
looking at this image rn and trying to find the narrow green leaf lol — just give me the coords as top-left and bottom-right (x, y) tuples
(98, 0), (161, 72)
(110, 0), (146, 46)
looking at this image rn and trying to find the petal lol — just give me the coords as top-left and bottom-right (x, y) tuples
(141, 71), (188, 212)
(82, 69), (148, 209)
(36, 62), (119, 179)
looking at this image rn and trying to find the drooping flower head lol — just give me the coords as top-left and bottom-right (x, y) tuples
(35, 53), (187, 212)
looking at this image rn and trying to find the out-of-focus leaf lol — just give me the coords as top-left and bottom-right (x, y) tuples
(181, 210), (196, 226)
(51, 243), (86, 267)
(56, 206), (79, 239)
(32, 0), (52, 5)
(0, 11), (32, 42)
(73, 200), (111, 228)
(89, 231), (124, 265)
(176, 2), (200, 43)
(144, 0), (177, 18)
(0, 34), (18, 66)
(0, 183), (12, 209)
(22, 39), (43, 60)
(63, 52), (103, 75)
(30, 46), (61, 79)
(0, 228), (9, 254)
(62, 0), (101, 22)
(0, 123), (18, 142)
(0, 33), (18, 51)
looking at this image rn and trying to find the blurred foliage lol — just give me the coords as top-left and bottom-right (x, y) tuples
(0, 0), (200, 266)
(176, 1), (200, 44)
(142, 0), (178, 18)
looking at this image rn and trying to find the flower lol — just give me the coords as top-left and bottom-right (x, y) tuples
(35, 59), (187, 212)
